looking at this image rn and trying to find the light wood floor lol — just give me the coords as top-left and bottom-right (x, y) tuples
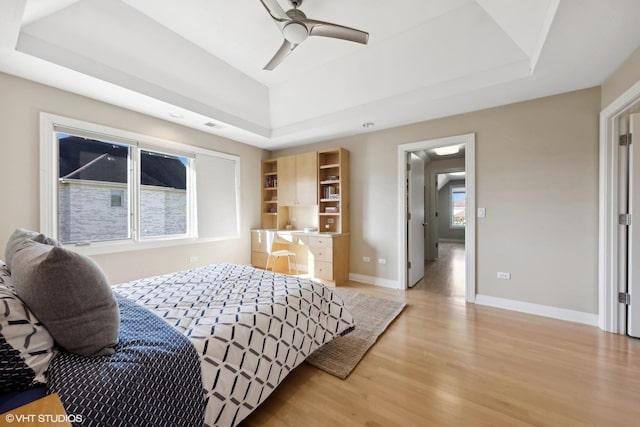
(417, 242), (466, 298)
(242, 248), (640, 426)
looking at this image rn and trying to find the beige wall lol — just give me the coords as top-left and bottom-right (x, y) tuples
(0, 70), (603, 314)
(601, 46), (640, 109)
(274, 87), (601, 314)
(0, 72), (265, 284)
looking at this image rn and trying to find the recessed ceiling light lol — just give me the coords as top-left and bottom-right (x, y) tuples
(204, 122), (217, 128)
(169, 112), (184, 119)
(362, 122), (375, 128)
(434, 146), (459, 156)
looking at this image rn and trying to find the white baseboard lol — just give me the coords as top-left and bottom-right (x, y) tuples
(474, 294), (599, 326)
(349, 273), (400, 289)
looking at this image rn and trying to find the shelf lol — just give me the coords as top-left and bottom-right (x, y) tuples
(264, 200), (277, 204)
(263, 212), (277, 216)
(263, 187), (277, 191)
(264, 172), (277, 176)
(319, 213), (340, 216)
(319, 163), (340, 169)
(320, 180), (340, 184)
(320, 198), (340, 202)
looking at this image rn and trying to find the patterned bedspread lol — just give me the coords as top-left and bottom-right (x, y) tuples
(114, 264), (355, 427)
(47, 295), (204, 427)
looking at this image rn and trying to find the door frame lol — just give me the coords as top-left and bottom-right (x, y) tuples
(397, 133), (476, 302)
(599, 80), (640, 333)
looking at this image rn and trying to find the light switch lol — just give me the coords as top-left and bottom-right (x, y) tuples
(477, 207), (486, 218)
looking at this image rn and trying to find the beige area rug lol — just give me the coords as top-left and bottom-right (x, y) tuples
(305, 288), (406, 379)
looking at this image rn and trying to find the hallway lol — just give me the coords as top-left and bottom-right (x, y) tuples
(413, 241), (465, 298)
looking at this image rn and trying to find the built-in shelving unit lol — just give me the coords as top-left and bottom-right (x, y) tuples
(255, 148), (350, 285)
(318, 148), (349, 233)
(261, 159), (288, 229)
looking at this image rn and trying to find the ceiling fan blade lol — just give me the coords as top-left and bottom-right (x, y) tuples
(260, 0), (288, 22)
(304, 20), (369, 44)
(264, 40), (297, 70)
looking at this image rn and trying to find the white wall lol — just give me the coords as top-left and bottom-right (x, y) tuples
(601, 46), (640, 109)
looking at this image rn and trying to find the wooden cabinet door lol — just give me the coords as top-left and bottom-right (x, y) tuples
(277, 155), (296, 205)
(277, 153), (316, 206)
(295, 151), (318, 205)
(251, 230), (268, 252)
(314, 261), (334, 281)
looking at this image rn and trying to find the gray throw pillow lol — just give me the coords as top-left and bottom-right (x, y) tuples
(4, 228), (60, 273)
(12, 241), (119, 357)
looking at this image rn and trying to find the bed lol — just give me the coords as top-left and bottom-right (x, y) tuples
(114, 263), (355, 426)
(1, 230), (355, 427)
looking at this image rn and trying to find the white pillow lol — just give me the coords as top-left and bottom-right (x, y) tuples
(0, 279), (56, 391)
(0, 260), (15, 292)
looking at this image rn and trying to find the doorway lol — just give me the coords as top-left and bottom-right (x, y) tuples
(599, 80), (640, 334)
(397, 133), (476, 302)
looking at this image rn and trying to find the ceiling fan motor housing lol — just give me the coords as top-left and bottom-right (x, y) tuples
(283, 22), (308, 44)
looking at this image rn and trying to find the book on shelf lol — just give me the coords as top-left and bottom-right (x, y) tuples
(325, 206), (339, 213)
(264, 176), (277, 188)
(322, 186), (340, 199)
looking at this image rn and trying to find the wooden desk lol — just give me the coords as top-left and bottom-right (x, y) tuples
(251, 229), (350, 285)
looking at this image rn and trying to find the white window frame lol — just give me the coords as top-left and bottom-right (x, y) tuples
(450, 185), (466, 229)
(40, 113), (241, 256)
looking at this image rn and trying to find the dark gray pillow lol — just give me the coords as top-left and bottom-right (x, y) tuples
(4, 228), (61, 273)
(12, 241), (119, 357)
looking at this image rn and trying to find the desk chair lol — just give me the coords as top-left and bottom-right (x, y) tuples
(265, 231), (299, 275)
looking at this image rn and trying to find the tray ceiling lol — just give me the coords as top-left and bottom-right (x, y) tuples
(1, 0), (640, 149)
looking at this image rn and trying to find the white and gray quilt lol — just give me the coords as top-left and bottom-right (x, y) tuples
(114, 263), (355, 427)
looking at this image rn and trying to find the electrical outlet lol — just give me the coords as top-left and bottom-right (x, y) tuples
(363, 256), (371, 262)
(190, 256), (198, 263)
(497, 272), (511, 279)
(378, 258), (386, 265)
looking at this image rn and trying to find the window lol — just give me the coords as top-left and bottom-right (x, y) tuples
(41, 113), (240, 253)
(450, 185), (466, 228)
(110, 190), (124, 208)
(139, 150), (188, 238)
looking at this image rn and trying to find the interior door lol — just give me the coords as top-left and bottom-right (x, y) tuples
(408, 153), (425, 287)
(433, 173), (439, 259)
(628, 114), (640, 336)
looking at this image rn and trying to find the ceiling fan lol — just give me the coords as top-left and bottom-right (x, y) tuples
(259, 0), (369, 70)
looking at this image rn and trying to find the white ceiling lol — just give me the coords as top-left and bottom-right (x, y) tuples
(1, 0), (640, 150)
